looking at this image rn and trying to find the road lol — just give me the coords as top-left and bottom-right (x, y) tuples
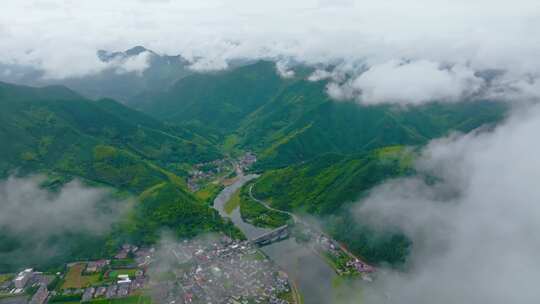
(248, 181), (374, 269)
(248, 183), (299, 221)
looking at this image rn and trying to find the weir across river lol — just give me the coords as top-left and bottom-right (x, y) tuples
(250, 224), (290, 246)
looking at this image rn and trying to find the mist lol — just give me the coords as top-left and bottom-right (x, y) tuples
(352, 104), (540, 303)
(0, 175), (130, 271)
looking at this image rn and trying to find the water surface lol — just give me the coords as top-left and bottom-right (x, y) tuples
(213, 175), (337, 304)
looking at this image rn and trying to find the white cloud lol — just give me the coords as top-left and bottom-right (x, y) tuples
(0, 175), (129, 235)
(0, 0), (539, 96)
(307, 69), (332, 82)
(328, 60), (485, 105)
(275, 60), (295, 78)
(353, 104), (540, 303)
(111, 51), (152, 75)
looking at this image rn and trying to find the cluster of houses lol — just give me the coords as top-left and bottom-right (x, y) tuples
(78, 245), (153, 302)
(316, 232), (375, 279)
(187, 152), (257, 192)
(187, 159), (233, 192)
(237, 152), (257, 171)
(0, 269), (52, 304)
(0, 244), (155, 304)
(150, 237), (292, 304)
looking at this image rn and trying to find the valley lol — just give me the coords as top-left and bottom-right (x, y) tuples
(0, 57), (508, 304)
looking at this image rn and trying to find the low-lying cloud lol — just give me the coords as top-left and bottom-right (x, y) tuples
(0, 175), (130, 271)
(324, 60), (484, 105)
(0, 175), (129, 236)
(353, 103), (540, 303)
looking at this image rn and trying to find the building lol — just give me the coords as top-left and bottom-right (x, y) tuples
(117, 275), (132, 287)
(86, 260), (109, 273)
(14, 269), (33, 289)
(29, 286), (49, 304)
(94, 286), (107, 298)
(105, 285), (118, 298)
(82, 287), (95, 302)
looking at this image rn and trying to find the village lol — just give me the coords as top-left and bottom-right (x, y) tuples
(0, 233), (294, 304)
(187, 152), (257, 192)
(150, 236), (293, 304)
(292, 223), (375, 280)
(0, 244), (154, 304)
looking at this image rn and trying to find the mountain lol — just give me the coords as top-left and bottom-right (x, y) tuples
(0, 81), (221, 180)
(0, 46), (193, 103)
(0, 81), (233, 272)
(134, 60), (507, 169)
(252, 146), (413, 215)
(131, 61), (288, 133)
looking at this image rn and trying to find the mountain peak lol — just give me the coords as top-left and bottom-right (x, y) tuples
(97, 46), (154, 62)
(125, 46), (149, 56)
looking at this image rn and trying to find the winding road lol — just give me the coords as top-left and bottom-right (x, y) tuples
(248, 182), (374, 268)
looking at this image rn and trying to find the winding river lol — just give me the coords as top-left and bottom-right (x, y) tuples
(213, 174), (338, 304)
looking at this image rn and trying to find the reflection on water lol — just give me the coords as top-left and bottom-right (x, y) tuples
(213, 175), (337, 304)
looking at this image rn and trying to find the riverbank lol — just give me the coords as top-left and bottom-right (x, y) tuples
(212, 174), (339, 304)
(248, 181), (376, 277)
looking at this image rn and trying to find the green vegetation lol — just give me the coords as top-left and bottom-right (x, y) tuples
(223, 189), (241, 215)
(238, 183), (290, 228)
(135, 61), (507, 170)
(114, 182), (244, 246)
(252, 147), (414, 214)
(0, 274), (12, 284)
(0, 60), (509, 271)
(0, 82), (235, 273)
(47, 276), (63, 291)
(195, 183), (224, 205)
(61, 264), (101, 289)
(109, 259), (135, 269)
(49, 294), (83, 303)
(252, 148), (414, 264)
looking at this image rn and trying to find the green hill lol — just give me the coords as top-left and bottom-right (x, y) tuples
(0, 82), (233, 272)
(251, 147), (415, 264)
(132, 61), (288, 134)
(0, 82), (220, 180)
(252, 146), (414, 214)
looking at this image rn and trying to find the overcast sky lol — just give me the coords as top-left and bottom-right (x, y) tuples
(1, 0), (540, 104)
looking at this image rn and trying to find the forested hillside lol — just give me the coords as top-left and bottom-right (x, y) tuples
(247, 147), (413, 264)
(0, 82), (235, 272)
(134, 61), (507, 169)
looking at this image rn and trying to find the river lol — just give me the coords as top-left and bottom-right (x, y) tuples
(213, 174), (338, 304)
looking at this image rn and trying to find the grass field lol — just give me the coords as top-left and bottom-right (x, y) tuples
(223, 189), (241, 214)
(195, 183), (223, 205)
(61, 264), (101, 289)
(88, 295), (151, 304)
(0, 274), (13, 284)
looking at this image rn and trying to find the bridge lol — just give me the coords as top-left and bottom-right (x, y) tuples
(250, 225), (290, 246)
